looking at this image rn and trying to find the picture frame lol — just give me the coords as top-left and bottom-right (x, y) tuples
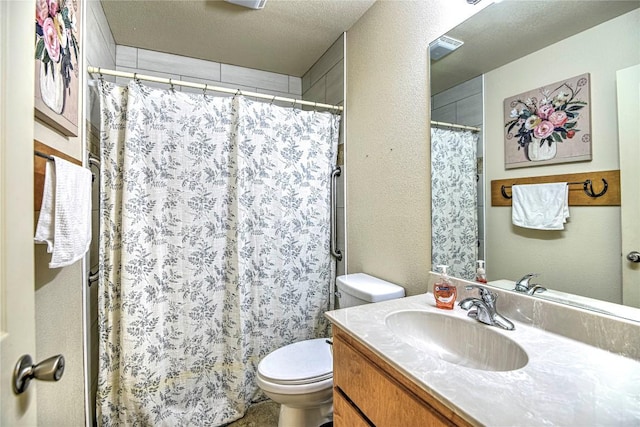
(34, 0), (81, 137)
(504, 73), (591, 169)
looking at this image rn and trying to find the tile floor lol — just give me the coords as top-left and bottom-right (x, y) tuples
(226, 401), (280, 427)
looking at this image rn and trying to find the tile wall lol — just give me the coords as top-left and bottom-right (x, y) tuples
(302, 34), (345, 277)
(431, 75), (484, 260)
(114, 46), (302, 104)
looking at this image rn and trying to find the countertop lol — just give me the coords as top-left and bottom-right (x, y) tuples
(325, 293), (640, 426)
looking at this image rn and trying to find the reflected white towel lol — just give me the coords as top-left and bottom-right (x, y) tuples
(512, 183), (569, 230)
(35, 156), (92, 268)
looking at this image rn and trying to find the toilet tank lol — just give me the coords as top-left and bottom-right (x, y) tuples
(336, 273), (405, 308)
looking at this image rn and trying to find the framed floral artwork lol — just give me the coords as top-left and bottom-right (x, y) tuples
(504, 73), (591, 169)
(34, 0), (81, 137)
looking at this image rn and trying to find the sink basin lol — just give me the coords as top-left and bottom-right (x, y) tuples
(385, 310), (528, 372)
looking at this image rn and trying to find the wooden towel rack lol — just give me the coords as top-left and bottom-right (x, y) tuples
(491, 170), (620, 206)
(34, 140), (82, 211)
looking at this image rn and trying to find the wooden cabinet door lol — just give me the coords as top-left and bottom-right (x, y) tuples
(333, 331), (455, 427)
(334, 389), (372, 427)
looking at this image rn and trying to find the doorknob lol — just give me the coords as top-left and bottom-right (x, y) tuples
(13, 354), (65, 395)
(627, 251), (640, 263)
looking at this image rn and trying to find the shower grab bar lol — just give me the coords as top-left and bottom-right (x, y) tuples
(330, 167), (343, 261)
(87, 153), (101, 287)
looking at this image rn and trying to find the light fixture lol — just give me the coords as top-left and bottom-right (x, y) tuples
(430, 36), (464, 61)
(224, 0), (267, 10)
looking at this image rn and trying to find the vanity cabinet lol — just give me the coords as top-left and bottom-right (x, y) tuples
(332, 326), (472, 427)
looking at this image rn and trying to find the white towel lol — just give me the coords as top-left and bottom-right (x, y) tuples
(512, 183), (570, 230)
(35, 156), (93, 268)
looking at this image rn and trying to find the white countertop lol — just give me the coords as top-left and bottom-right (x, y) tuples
(326, 293), (640, 426)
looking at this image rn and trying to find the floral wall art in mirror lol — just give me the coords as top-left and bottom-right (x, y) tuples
(34, 0), (81, 137)
(504, 73), (591, 169)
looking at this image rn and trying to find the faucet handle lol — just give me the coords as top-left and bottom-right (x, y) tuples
(516, 273), (539, 284)
(464, 284), (496, 303)
(515, 273), (540, 292)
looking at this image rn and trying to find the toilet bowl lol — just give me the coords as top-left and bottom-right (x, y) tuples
(256, 274), (405, 427)
(257, 338), (333, 427)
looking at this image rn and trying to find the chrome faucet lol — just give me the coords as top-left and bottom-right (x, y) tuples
(514, 273), (547, 295)
(458, 285), (515, 330)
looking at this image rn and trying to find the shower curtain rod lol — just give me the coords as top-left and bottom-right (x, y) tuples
(87, 66), (344, 112)
(431, 120), (480, 133)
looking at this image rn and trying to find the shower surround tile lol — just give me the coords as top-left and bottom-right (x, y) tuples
(116, 45), (137, 68)
(221, 64), (289, 93)
(306, 34), (344, 90)
(138, 48), (221, 81)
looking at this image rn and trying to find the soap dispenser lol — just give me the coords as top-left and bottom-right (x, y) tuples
(433, 265), (457, 309)
(475, 260), (487, 284)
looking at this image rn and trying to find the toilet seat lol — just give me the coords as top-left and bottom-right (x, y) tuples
(258, 338), (333, 386)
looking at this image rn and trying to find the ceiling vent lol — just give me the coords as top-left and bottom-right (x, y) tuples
(429, 36), (464, 61)
(224, 0), (267, 10)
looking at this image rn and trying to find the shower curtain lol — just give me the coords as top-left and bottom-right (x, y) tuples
(96, 81), (340, 426)
(431, 128), (478, 280)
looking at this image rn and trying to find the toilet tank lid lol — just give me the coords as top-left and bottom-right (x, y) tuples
(336, 273), (405, 302)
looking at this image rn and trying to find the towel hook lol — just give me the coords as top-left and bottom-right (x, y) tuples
(583, 179), (608, 198)
(501, 185), (512, 199)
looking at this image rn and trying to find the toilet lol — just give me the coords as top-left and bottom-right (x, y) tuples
(256, 273), (405, 427)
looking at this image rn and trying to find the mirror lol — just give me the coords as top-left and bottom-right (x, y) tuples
(429, 1), (640, 321)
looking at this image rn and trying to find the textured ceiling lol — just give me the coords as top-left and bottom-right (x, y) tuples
(101, 0), (377, 77)
(431, 1), (640, 94)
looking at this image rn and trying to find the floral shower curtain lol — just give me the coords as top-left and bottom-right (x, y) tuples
(431, 128), (478, 280)
(96, 81), (340, 426)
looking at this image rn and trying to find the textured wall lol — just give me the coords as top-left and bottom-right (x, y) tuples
(345, 1), (484, 296)
(32, 1), (99, 425)
(484, 10), (639, 303)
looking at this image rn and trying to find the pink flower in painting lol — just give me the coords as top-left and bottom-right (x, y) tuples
(47, 0), (59, 17)
(548, 111), (568, 127)
(36, 0), (49, 26)
(533, 121), (554, 139)
(537, 104), (555, 120)
(42, 18), (60, 63)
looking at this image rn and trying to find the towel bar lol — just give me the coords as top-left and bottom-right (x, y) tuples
(490, 170), (620, 207)
(501, 179), (608, 199)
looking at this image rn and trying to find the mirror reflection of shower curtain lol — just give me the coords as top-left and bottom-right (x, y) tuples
(431, 128), (478, 280)
(96, 80), (340, 426)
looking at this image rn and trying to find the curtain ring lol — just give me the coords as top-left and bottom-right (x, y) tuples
(314, 102), (318, 112)
(270, 96), (276, 105)
(291, 99), (296, 108)
(203, 84), (208, 96)
(169, 78), (175, 92)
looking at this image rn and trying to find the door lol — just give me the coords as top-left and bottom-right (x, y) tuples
(617, 64), (640, 308)
(0, 1), (38, 424)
